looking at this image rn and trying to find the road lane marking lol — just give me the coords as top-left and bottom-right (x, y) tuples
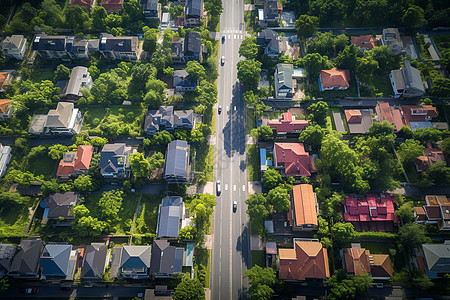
(240, 35), (243, 39)
(242, 184), (245, 192)
(233, 185), (236, 191)
(225, 184), (228, 190)
(228, 35), (231, 39)
(234, 34), (237, 39)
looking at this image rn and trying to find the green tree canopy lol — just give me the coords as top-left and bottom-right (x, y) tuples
(397, 139), (424, 163)
(174, 276), (205, 300)
(244, 265), (277, 300)
(239, 37), (258, 59)
(54, 64), (71, 82)
(266, 186), (290, 212)
(245, 193), (269, 236)
(262, 168), (283, 190)
(402, 5), (426, 28)
(73, 175), (94, 192)
(301, 53), (333, 78)
(396, 202), (414, 224)
(299, 124), (325, 149)
(237, 59), (262, 92)
(48, 144), (68, 160)
(398, 223), (431, 254)
(98, 190), (124, 224)
(308, 101), (329, 126)
(294, 14), (319, 40)
(331, 222), (356, 248)
(129, 152), (151, 178)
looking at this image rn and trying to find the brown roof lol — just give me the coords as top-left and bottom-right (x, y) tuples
(320, 68), (350, 89)
(370, 254), (394, 278)
(289, 184), (317, 228)
(351, 35), (377, 50)
(0, 99), (12, 114)
(0, 72), (9, 90)
(101, 0), (123, 12)
(424, 205), (442, 220)
(344, 248), (370, 275)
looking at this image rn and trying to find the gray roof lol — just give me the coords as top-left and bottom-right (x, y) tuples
(0, 244), (17, 273)
(157, 197), (183, 238)
(141, 0), (158, 11)
(184, 32), (201, 54)
(120, 246), (151, 270)
(144, 106), (193, 133)
(276, 63), (293, 90)
(100, 143), (129, 174)
(174, 110), (194, 127)
(46, 192), (79, 219)
(257, 29), (279, 50)
(45, 102), (74, 128)
(149, 240), (183, 275)
(65, 66), (91, 97)
(29, 115), (47, 135)
(185, 0), (203, 18)
(40, 244), (71, 277)
(33, 35), (66, 51)
(422, 242), (450, 273)
(9, 240), (44, 276)
(164, 140), (189, 180)
(81, 243), (108, 279)
(1, 35), (25, 50)
(100, 35), (138, 52)
(403, 60), (425, 95)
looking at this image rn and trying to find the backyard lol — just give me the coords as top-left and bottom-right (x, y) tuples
(133, 194), (165, 235)
(0, 197), (36, 238)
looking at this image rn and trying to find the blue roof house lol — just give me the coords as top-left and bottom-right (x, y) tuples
(40, 244), (76, 280)
(99, 143), (134, 179)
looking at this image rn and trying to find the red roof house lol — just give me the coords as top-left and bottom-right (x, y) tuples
(345, 110), (362, 123)
(342, 193), (399, 232)
(69, 0), (94, 10)
(101, 0), (123, 12)
(268, 112), (308, 134)
(414, 145), (445, 172)
(401, 105), (438, 130)
(279, 240), (330, 281)
(351, 35), (377, 51)
(319, 68), (350, 91)
(414, 195), (450, 231)
(288, 184), (318, 231)
(344, 247), (393, 279)
(274, 143), (316, 177)
(56, 145), (94, 180)
(0, 72), (11, 91)
(375, 102), (404, 131)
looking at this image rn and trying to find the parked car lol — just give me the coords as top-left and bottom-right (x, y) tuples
(233, 201), (237, 212)
(222, 35), (225, 43)
(218, 105), (222, 114)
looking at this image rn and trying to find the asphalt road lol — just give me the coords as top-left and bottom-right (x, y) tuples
(210, 0), (250, 299)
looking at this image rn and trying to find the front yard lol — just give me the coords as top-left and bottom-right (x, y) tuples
(248, 144), (260, 181)
(194, 145), (215, 182)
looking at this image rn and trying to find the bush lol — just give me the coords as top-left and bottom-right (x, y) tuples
(354, 231), (397, 240)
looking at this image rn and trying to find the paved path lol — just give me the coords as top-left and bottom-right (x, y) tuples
(332, 111), (345, 132)
(423, 34), (440, 60)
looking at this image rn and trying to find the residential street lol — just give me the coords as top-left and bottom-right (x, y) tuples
(210, 0), (250, 298)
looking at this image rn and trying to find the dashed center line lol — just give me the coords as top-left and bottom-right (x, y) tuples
(242, 185), (245, 192)
(233, 185), (236, 191)
(225, 184), (228, 191)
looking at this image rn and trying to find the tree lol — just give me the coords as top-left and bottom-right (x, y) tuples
(174, 276), (205, 300)
(328, 271), (373, 300)
(195, 80), (218, 107)
(5, 170), (38, 187)
(299, 124), (325, 149)
(186, 60), (206, 82)
(441, 137), (450, 156)
(73, 175), (94, 192)
(399, 125), (413, 138)
(237, 59), (262, 91)
(48, 144), (69, 160)
(122, 0), (145, 32)
(321, 192), (344, 221)
(262, 168), (283, 190)
(144, 78), (167, 108)
(244, 265), (277, 300)
(250, 125), (273, 141)
(169, 4), (184, 18)
(245, 194), (269, 235)
(73, 204), (90, 219)
(334, 44), (359, 71)
(129, 152), (151, 178)
(402, 5), (426, 28)
(54, 64), (71, 82)
(364, 46), (400, 73)
(294, 15), (319, 40)
(397, 139), (424, 163)
(0, 192), (30, 207)
(398, 223), (431, 254)
(151, 130), (173, 149)
(368, 120), (395, 136)
(266, 186), (290, 212)
(412, 127), (443, 143)
(64, 4), (90, 31)
(239, 37), (258, 59)
(308, 101), (329, 127)
(204, 0), (223, 16)
(90, 137), (108, 148)
(432, 78), (450, 97)
(92, 6), (107, 31)
(243, 90), (259, 106)
(98, 190), (123, 223)
(75, 216), (107, 236)
(396, 202), (414, 224)
(179, 225), (197, 240)
(356, 57), (379, 83)
(301, 53), (333, 78)
(331, 222), (356, 248)
(128, 63), (155, 102)
(425, 161), (450, 186)
(391, 270), (433, 290)
(142, 27), (159, 54)
(148, 152), (165, 171)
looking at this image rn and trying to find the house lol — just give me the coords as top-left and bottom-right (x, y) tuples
(414, 195), (450, 231)
(375, 102), (404, 131)
(119, 246), (151, 278)
(274, 63), (294, 99)
(264, 0), (282, 25)
(144, 106), (196, 135)
(422, 241), (450, 277)
(101, 0), (123, 12)
(0, 144), (12, 178)
(268, 112), (308, 135)
(319, 68), (350, 91)
(173, 69), (197, 92)
(344, 109), (373, 134)
(414, 145), (445, 172)
(342, 193), (399, 232)
(0, 72), (11, 92)
(99, 34), (139, 62)
(149, 240), (184, 278)
(64, 66), (92, 101)
(43, 192), (80, 226)
(8, 240), (44, 279)
(0, 244), (17, 278)
(278, 239), (329, 281)
(56, 145), (94, 180)
(171, 37), (185, 63)
(157, 197), (185, 239)
(184, 0), (203, 28)
(257, 29), (279, 58)
(0, 35), (28, 60)
(141, 0), (161, 20)
(69, 0), (94, 10)
(0, 99), (13, 120)
(273, 143), (315, 177)
(381, 28), (403, 54)
(351, 35), (377, 51)
(400, 105), (437, 131)
(81, 243), (108, 281)
(343, 247), (394, 280)
(29, 102), (83, 135)
(288, 184), (318, 231)
(184, 31), (202, 62)
(164, 140), (190, 184)
(33, 35), (89, 61)
(99, 143), (134, 179)
(40, 244), (76, 280)
(389, 61), (425, 98)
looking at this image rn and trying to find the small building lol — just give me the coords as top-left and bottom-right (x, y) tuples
(119, 246), (152, 279)
(0, 144), (12, 178)
(99, 143), (134, 179)
(351, 35), (377, 51)
(184, 31), (202, 62)
(342, 193), (399, 232)
(375, 102), (404, 131)
(257, 29), (279, 59)
(274, 63), (294, 99)
(389, 61), (425, 98)
(99, 34), (139, 62)
(278, 239), (330, 281)
(144, 106), (196, 135)
(43, 192), (80, 227)
(422, 240), (450, 277)
(40, 244), (76, 280)
(400, 105), (437, 131)
(319, 68), (350, 91)
(8, 240), (44, 279)
(344, 247), (394, 280)
(150, 240), (184, 278)
(0, 244), (17, 278)
(381, 28), (403, 54)
(101, 0), (123, 12)
(414, 146), (445, 172)
(173, 70), (197, 92)
(0, 72), (11, 92)
(184, 0), (203, 28)
(171, 37), (185, 63)
(33, 35), (89, 61)
(56, 145), (94, 180)
(81, 243), (108, 281)
(264, 0), (282, 26)
(64, 66), (92, 101)
(344, 109), (373, 134)
(29, 102), (83, 135)
(273, 142), (315, 177)
(268, 112), (308, 135)
(0, 99), (14, 120)
(157, 197), (186, 239)
(141, 0), (161, 20)
(0, 35), (28, 60)
(164, 140), (190, 184)
(414, 195), (450, 231)
(69, 0), (94, 10)
(288, 184), (318, 231)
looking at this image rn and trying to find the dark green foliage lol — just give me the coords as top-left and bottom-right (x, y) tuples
(397, 223), (431, 254)
(294, 15), (319, 40)
(245, 193), (269, 236)
(243, 265), (277, 300)
(237, 59), (262, 92)
(307, 101), (329, 126)
(262, 168), (283, 190)
(328, 270), (373, 300)
(174, 276), (205, 300)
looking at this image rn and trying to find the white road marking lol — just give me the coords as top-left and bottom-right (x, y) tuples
(234, 34), (237, 39)
(240, 35), (243, 39)
(242, 184), (245, 192)
(225, 184), (228, 190)
(228, 35), (231, 39)
(233, 185), (236, 191)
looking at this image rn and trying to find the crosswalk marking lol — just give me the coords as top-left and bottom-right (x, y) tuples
(225, 184), (228, 190)
(233, 185), (236, 191)
(242, 185), (245, 192)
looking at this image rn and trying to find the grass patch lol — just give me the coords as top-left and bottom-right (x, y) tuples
(371, 73), (393, 96)
(203, 108), (216, 135)
(360, 242), (391, 254)
(195, 247), (211, 288)
(194, 145), (215, 181)
(251, 250), (265, 267)
(0, 199), (35, 237)
(247, 144), (260, 181)
(134, 194), (164, 235)
(23, 152), (57, 180)
(244, 10), (257, 36)
(432, 34), (450, 54)
(247, 108), (256, 133)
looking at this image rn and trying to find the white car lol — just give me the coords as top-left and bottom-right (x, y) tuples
(216, 180), (221, 195)
(221, 56), (225, 65)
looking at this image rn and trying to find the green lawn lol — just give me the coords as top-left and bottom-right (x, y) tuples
(371, 73), (393, 96)
(203, 108), (216, 135)
(0, 199), (35, 238)
(317, 80), (358, 98)
(251, 250), (265, 267)
(24, 153), (58, 180)
(247, 108), (256, 134)
(360, 242), (391, 254)
(415, 35), (432, 59)
(195, 145), (215, 181)
(247, 144), (260, 181)
(134, 194), (164, 235)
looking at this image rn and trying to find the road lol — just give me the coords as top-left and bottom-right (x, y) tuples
(210, 0), (250, 298)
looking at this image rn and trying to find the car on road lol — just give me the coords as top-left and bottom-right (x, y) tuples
(234, 106), (236, 111)
(23, 288), (39, 294)
(216, 180), (221, 195)
(233, 201), (237, 212)
(218, 105), (222, 114)
(221, 56), (225, 65)
(222, 35), (225, 43)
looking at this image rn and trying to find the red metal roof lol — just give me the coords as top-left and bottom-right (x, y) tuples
(375, 102), (404, 131)
(268, 112), (308, 134)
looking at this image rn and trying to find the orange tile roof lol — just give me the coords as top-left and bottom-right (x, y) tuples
(320, 68), (350, 89)
(74, 145), (94, 170)
(0, 99), (12, 114)
(279, 241), (330, 280)
(290, 185), (317, 228)
(344, 110), (362, 123)
(370, 254), (394, 278)
(344, 248), (371, 275)
(0, 72), (9, 90)
(351, 35), (377, 50)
